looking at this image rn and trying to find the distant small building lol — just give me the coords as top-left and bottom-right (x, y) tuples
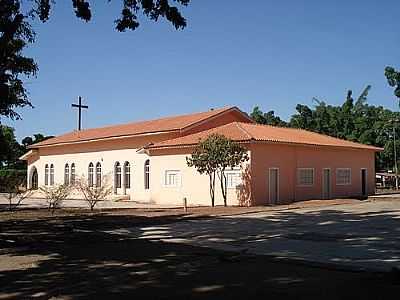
(376, 172), (398, 189)
(20, 107), (382, 206)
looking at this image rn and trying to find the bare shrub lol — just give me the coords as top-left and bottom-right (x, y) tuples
(2, 173), (32, 211)
(75, 176), (113, 211)
(40, 184), (71, 214)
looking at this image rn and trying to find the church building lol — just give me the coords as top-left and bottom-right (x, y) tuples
(20, 106), (382, 206)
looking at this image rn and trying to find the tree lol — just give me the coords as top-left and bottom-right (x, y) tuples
(75, 176), (113, 211)
(187, 134), (249, 207)
(385, 66), (400, 106)
(0, 125), (24, 168)
(0, 125), (52, 170)
(1, 0), (190, 120)
(250, 106), (287, 127)
(0, 0), (37, 121)
(187, 134), (220, 207)
(1, 169), (32, 211)
(40, 184), (72, 214)
(214, 137), (249, 207)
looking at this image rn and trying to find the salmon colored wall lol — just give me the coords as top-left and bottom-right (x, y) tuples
(148, 148), (250, 206)
(250, 143), (376, 205)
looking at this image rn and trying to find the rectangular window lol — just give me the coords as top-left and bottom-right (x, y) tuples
(297, 168), (314, 186)
(164, 170), (181, 187)
(336, 168), (351, 185)
(226, 172), (242, 189)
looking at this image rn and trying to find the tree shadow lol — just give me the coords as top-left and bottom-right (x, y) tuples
(1, 210), (400, 299)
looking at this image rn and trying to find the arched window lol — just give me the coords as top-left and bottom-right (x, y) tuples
(45, 164), (49, 186)
(50, 164), (54, 185)
(115, 162), (121, 188)
(124, 162), (130, 189)
(88, 162), (94, 187)
(31, 167), (38, 190)
(64, 163), (70, 185)
(144, 159), (150, 190)
(96, 162), (102, 187)
(70, 163), (76, 184)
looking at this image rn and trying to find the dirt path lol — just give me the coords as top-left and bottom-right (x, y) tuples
(1, 202), (400, 299)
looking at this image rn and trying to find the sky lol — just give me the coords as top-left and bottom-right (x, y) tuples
(4, 0), (400, 141)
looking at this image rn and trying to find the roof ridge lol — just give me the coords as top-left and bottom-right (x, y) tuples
(235, 122), (253, 139)
(180, 107), (235, 130)
(77, 106), (234, 133)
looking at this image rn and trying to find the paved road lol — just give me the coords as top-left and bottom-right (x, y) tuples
(110, 199), (400, 271)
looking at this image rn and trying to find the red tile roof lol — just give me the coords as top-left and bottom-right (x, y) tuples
(148, 122), (383, 151)
(30, 107), (250, 148)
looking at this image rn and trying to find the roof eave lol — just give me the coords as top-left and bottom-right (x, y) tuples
(147, 139), (383, 152)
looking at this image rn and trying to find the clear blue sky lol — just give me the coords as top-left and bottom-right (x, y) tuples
(4, 0), (400, 141)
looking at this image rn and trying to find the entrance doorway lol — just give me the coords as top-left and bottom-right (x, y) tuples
(322, 168), (331, 199)
(269, 168), (279, 205)
(31, 168), (38, 190)
(361, 169), (367, 197)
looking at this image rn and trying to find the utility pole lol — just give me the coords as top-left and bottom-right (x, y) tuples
(394, 121), (399, 190)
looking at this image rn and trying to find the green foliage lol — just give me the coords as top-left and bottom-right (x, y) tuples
(385, 66), (400, 104)
(0, 125), (52, 169)
(0, 0), (37, 121)
(0, 125), (24, 169)
(1, 0), (190, 121)
(250, 106), (287, 127)
(0, 168), (26, 193)
(251, 85), (399, 171)
(0, 168), (31, 210)
(187, 134), (248, 207)
(33, 0), (190, 32)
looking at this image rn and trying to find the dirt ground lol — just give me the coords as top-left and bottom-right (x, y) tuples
(1, 201), (400, 299)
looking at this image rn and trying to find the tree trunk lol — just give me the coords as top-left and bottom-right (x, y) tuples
(8, 195), (12, 211)
(209, 172), (216, 207)
(218, 170), (228, 207)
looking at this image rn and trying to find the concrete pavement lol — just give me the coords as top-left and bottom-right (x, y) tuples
(109, 199), (400, 271)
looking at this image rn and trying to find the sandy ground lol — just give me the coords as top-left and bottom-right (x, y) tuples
(1, 198), (400, 298)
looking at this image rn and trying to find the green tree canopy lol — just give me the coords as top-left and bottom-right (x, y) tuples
(250, 106), (287, 127)
(385, 66), (400, 105)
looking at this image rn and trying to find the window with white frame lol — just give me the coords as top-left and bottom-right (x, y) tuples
(164, 170), (181, 187)
(44, 164), (49, 186)
(297, 168), (314, 186)
(64, 163), (69, 185)
(336, 168), (351, 185)
(70, 163), (76, 184)
(50, 164), (55, 186)
(226, 172), (242, 188)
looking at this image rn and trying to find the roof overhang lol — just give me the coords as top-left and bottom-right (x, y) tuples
(19, 149), (37, 160)
(146, 139), (383, 152)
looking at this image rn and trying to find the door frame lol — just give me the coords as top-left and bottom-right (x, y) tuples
(322, 168), (331, 199)
(268, 167), (280, 205)
(361, 168), (368, 197)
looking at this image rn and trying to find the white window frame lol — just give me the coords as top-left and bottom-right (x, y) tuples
(336, 168), (351, 185)
(297, 168), (314, 186)
(225, 171), (242, 189)
(163, 170), (181, 188)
